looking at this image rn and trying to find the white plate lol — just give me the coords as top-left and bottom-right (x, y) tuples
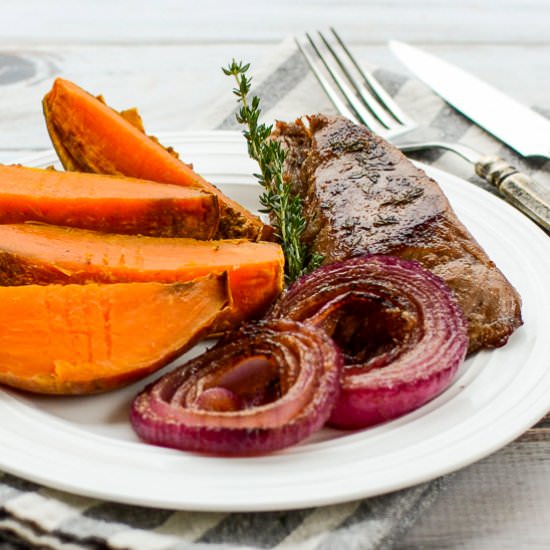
(3, 131), (550, 512)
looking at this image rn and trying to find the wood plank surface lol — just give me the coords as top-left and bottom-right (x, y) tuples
(2, 43), (550, 153)
(2, 0), (550, 154)
(397, 440), (550, 549)
(0, 44), (272, 150)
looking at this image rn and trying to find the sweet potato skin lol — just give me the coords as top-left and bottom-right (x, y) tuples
(43, 78), (266, 240)
(0, 223), (284, 332)
(0, 273), (230, 395)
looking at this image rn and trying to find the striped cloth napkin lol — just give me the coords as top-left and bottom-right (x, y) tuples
(1, 38), (547, 550)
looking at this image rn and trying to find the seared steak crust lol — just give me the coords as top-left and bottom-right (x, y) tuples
(273, 115), (522, 353)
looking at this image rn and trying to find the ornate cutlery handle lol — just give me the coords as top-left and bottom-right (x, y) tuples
(475, 156), (550, 232)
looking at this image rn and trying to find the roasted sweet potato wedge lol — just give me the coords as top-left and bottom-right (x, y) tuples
(43, 78), (266, 240)
(0, 164), (220, 238)
(0, 223), (284, 332)
(0, 273), (230, 394)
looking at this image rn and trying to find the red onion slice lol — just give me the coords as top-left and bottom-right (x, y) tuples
(269, 255), (468, 429)
(130, 319), (342, 455)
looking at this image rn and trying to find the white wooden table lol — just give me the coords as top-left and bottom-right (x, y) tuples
(1, 1), (550, 547)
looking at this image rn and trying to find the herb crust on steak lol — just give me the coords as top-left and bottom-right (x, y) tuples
(273, 114), (522, 353)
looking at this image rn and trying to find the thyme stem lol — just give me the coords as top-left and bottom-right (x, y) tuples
(223, 60), (322, 284)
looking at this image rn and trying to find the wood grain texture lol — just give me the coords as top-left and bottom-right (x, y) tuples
(398, 440), (550, 549)
(2, 0), (550, 154)
(525, 413), (550, 441)
(2, 43), (550, 153)
(0, 44), (271, 151)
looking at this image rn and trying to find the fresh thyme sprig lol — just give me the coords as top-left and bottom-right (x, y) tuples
(223, 60), (322, 284)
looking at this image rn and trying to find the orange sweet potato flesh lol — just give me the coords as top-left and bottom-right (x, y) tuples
(43, 78), (267, 241)
(0, 223), (284, 332)
(0, 164), (220, 239)
(0, 273), (230, 395)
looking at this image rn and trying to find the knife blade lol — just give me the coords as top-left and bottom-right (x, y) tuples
(389, 40), (550, 159)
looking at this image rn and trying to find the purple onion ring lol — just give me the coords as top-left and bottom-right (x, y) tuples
(130, 319), (342, 455)
(269, 255), (468, 429)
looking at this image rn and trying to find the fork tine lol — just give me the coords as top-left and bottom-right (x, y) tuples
(294, 37), (359, 125)
(303, 33), (386, 134)
(317, 30), (395, 130)
(330, 27), (416, 128)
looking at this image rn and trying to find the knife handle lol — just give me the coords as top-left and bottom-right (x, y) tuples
(475, 155), (550, 232)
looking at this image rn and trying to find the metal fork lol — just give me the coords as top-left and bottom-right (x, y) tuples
(296, 29), (550, 231)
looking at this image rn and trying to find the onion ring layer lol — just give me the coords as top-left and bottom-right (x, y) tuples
(269, 255), (468, 429)
(130, 319), (342, 455)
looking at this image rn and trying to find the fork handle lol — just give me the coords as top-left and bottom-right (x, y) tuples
(475, 155), (550, 232)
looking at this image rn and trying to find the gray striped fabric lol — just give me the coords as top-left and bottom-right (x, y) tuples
(1, 38), (548, 549)
(0, 473), (451, 549)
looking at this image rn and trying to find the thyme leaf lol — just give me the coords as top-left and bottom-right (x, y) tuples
(223, 60), (322, 284)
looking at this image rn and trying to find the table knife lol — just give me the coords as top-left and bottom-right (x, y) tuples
(389, 40), (550, 159)
(390, 40), (550, 231)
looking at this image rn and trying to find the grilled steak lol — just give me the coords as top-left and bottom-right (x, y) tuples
(273, 114), (522, 353)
